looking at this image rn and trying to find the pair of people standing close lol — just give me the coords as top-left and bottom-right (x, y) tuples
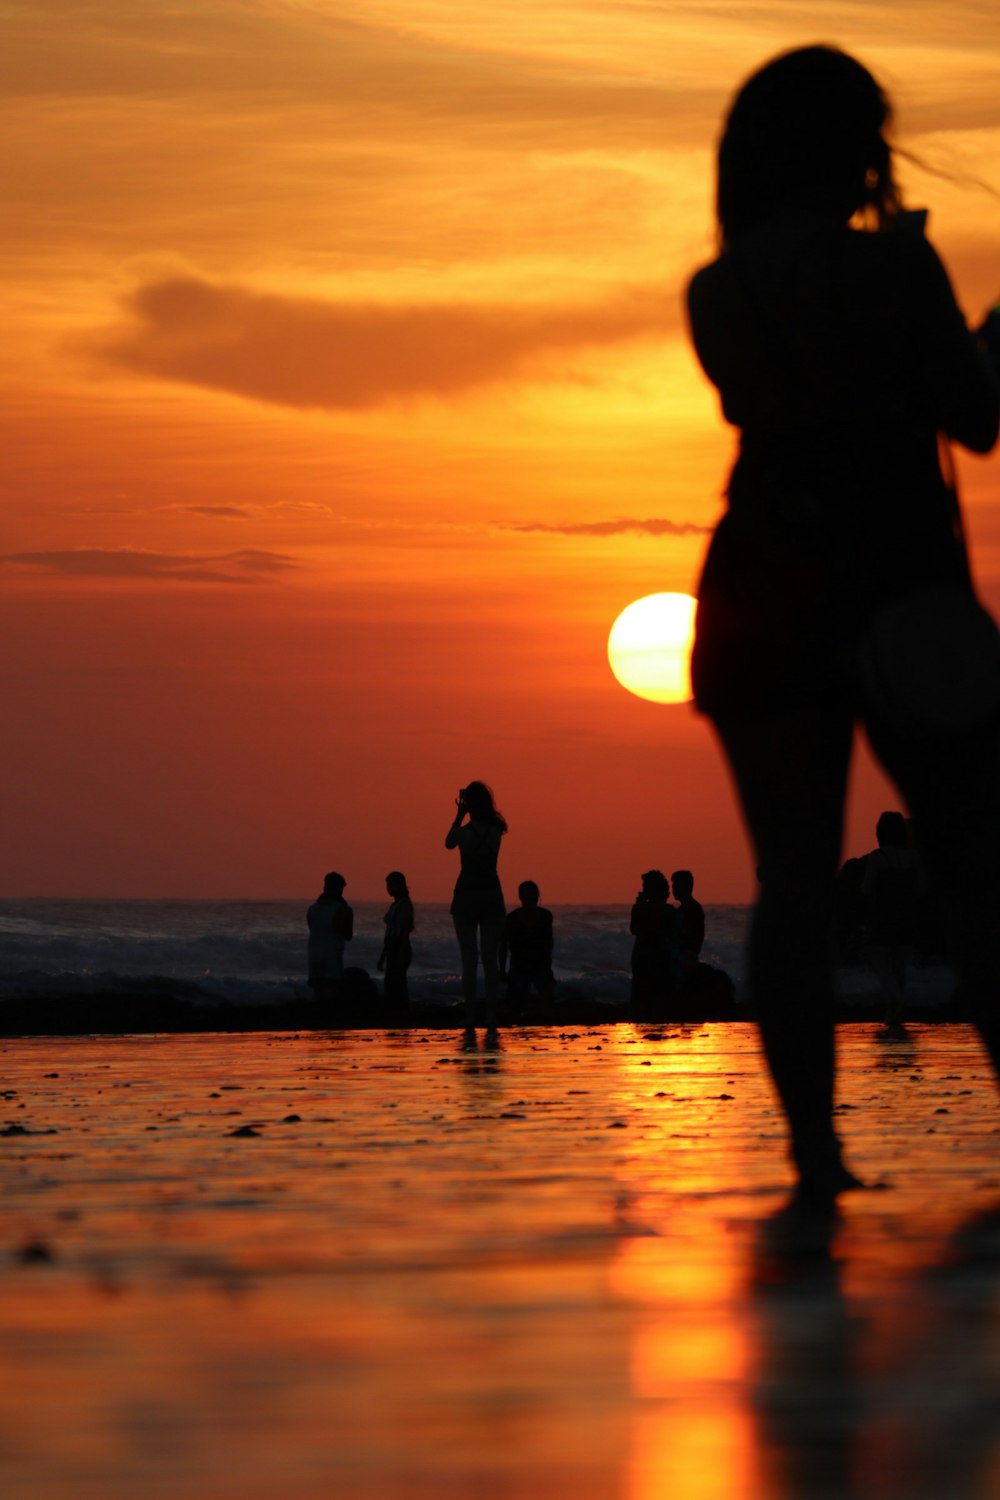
(307, 870), (414, 1014)
(687, 43), (1000, 1225)
(630, 869), (706, 1010)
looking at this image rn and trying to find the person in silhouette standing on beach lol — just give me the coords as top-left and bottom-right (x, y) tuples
(306, 871), (354, 1009)
(833, 852), (869, 965)
(687, 45), (1000, 1219)
(446, 781), (507, 1047)
(499, 879), (555, 1014)
(630, 869), (676, 1014)
(377, 870), (414, 1020)
(670, 869), (705, 980)
(861, 811), (924, 1034)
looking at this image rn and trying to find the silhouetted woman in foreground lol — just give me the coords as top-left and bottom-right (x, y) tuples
(687, 45), (1000, 1210)
(446, 781), (507, 1047)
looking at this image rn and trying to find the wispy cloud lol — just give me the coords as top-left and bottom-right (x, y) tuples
(501, 517), (712, 536)
(87, 273), (680, 411)
(0, 2), (713, 143)
(186, 505), (253, 518)
(0, 548), (300, 584)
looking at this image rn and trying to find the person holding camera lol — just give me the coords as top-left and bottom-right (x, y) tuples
(686, 45), (1000, 1223)
(446, 781), (507, 1046)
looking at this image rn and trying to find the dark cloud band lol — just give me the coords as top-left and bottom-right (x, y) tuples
(0, 548), (299, 584)
(86, 274), (680, 411)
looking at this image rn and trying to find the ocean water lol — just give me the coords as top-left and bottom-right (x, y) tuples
(0, 899), (749, 1009)
(0, 898), (956, 1010)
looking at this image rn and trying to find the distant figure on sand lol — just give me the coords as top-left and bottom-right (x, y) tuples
(862, 811), (924, 1032)
(307, 872), (354, 1007)
(446, 781), (507, 1047)
(671, 869), (705, 978)
(687, 44), (1000, 1232)
(377, 871), (414, 1018)
(833, 853), (869, 964)
(499, 880), (555, 1013)
(630, 870), (676, 1014)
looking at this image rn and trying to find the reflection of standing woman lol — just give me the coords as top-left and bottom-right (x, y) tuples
(377, 870), (414, 1017)
(446, 781), (507, 1045)
(686, 46), (1000, 1220)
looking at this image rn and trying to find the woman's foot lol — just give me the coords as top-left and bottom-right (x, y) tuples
(461, 1027), (478, 1051)
(793, 1133), (866, 1205)
(484, 1027), (501, 1050)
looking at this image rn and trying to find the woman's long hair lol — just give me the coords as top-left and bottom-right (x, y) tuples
(464, 780), (508, 833)
(717, 45), (903, 248)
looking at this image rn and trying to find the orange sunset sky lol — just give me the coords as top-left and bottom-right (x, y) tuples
(3, 1), (1000, 902)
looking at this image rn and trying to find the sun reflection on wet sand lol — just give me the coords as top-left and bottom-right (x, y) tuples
(0, 1024), (997, 1497)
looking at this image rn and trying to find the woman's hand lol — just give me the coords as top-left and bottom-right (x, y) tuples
(973, 304), (1000, 387)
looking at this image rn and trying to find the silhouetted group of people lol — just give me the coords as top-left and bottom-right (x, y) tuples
(308, 778), (707, 1047)
(306, 781), (557, 1046)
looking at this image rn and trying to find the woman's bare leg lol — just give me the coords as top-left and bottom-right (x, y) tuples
(714, 707), (857, 1193)
(453, 915), (480, 1029)
(479, 918), (503, 1029)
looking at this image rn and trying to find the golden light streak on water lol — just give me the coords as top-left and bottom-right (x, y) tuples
(629, 1402), (758, 1500)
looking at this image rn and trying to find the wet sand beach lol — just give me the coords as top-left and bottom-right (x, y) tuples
(2, 1023), (998, 1499)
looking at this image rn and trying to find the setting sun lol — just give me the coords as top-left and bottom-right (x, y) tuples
(607, 593), (697, 704)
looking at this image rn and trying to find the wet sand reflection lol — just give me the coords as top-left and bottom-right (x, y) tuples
(0, 1024), (997, 1497)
